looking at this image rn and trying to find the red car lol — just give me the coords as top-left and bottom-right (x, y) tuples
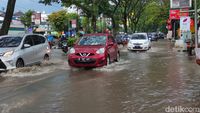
(68, 33), (120, 68)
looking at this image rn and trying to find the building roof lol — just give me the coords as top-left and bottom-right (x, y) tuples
(0, 11), (5, 17)
(13, 11), (24, 17)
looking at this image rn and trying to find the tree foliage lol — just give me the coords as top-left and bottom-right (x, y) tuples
(48, 10), (78, 32)
(20, 10), (33, 28)
(48, 10), (68, 32)
(39, 0), (195, 34)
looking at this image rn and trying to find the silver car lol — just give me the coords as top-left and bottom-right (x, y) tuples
(0, 34), (51, 71)
(127, 33), (151, 51)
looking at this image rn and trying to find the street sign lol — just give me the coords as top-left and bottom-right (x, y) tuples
(71, 19), (77, 28)
(170, 0), (192, 9)
(169, 9), (189, 20)
(180, 16), (190, 31)
(169, 10), (180, 19)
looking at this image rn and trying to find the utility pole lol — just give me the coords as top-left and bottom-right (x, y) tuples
(195, 0), (198, 48)
(174, 21), (176, 40)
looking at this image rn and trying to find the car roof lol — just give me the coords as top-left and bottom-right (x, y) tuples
(0, 33), (44, 38)
(0, 34), (24, 38)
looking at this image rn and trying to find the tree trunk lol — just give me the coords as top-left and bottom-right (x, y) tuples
(91, 15), (97, 33)
(0, 0), (16, 36)
(123, 16), (128, 33)
(133, 22), (137, 33)
(111, 17), (117, 37)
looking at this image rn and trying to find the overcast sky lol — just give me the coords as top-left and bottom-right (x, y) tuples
(0, 0), (63, 14)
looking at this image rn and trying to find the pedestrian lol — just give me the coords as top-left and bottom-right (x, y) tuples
(79, 27), (85, 37)
(47, 32), (54, 49)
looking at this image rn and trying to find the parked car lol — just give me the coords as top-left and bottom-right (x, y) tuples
(148, 32), (158, 41)
(127, 33), (151, 51)
(116, 34), (130, 45)
(158, 32), (165, 39)
(68, 33), (120, 68)
(0, 34), (51, 71)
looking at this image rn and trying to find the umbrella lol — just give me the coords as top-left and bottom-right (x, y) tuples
(35, 28), (45, 32)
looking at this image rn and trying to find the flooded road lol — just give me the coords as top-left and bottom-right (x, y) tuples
(0, 40), (200, 113)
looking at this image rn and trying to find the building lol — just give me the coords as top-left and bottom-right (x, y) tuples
(0, 11), (25, 35)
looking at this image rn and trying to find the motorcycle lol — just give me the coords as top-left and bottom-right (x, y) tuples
(186, 39), (195, 56)
(61, 40), (68, 53)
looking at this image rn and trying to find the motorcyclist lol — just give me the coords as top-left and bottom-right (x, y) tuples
(47, 33), (54, 49)
(60, 34), (68, 53)
(186, 34), (195, 56)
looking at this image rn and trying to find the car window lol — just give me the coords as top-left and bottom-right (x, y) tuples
(39, 36), (46, 43)
(131, 34), (147, 40)
(78, 36), (106, 46)
(32, 35), (46, 45)
(0, 36), (22, 47)
(24, 35), (33, 46)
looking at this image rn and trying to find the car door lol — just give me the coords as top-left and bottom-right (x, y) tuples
(21, 35), (35, 65)
(32, 35), (46, 62)
(107, 36), (117, 61)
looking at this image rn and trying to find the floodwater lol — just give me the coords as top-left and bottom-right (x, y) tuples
(0, 40), (200, 113)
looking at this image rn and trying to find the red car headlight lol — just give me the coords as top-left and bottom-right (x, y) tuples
(96, 48), (105, 54)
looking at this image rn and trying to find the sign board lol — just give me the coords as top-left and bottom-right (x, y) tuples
(190, 18), (195, 33)
(32, 13), (41, 25)
(170, 0), (192, 9)
(169, 9), (189, 20)
(180, 16), (190, 31)
(169, 10), (180, 19)
(71, 19), (77, 28)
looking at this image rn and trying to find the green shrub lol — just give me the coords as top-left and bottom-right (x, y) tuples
(67, 37), (78, 47)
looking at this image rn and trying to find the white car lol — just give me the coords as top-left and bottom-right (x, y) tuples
(0, 34), (51, 71)
(127, 33), (151, 51)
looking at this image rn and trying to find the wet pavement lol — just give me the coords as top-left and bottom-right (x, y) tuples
(0, 40), (200, 113)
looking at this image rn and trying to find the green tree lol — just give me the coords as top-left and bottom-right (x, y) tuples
(136, 0), (169, 33)
(81, 16), (90, 33)
(48, 10), (78, 32)
(0, 0), (16, 36)
(48, 10), (68, 32)
(39, 0), (167, 34)
(63, 0), (102, 33)
(99, 0), (122, 35)
(40, 0), (105, 33)
(138, 2), (161, 32)
(128, 0), (152, 32)
(20, 10), (33, 30)
(67, 13), (78, 20)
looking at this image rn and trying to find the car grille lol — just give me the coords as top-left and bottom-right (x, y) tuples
(133, 43), (142, 45)
(75, 53), (95, 57)
(0, 60), (7, 70)
(74, 58), (96, 64)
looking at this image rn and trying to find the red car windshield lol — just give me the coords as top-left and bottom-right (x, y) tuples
(78, 36), (106, 46)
